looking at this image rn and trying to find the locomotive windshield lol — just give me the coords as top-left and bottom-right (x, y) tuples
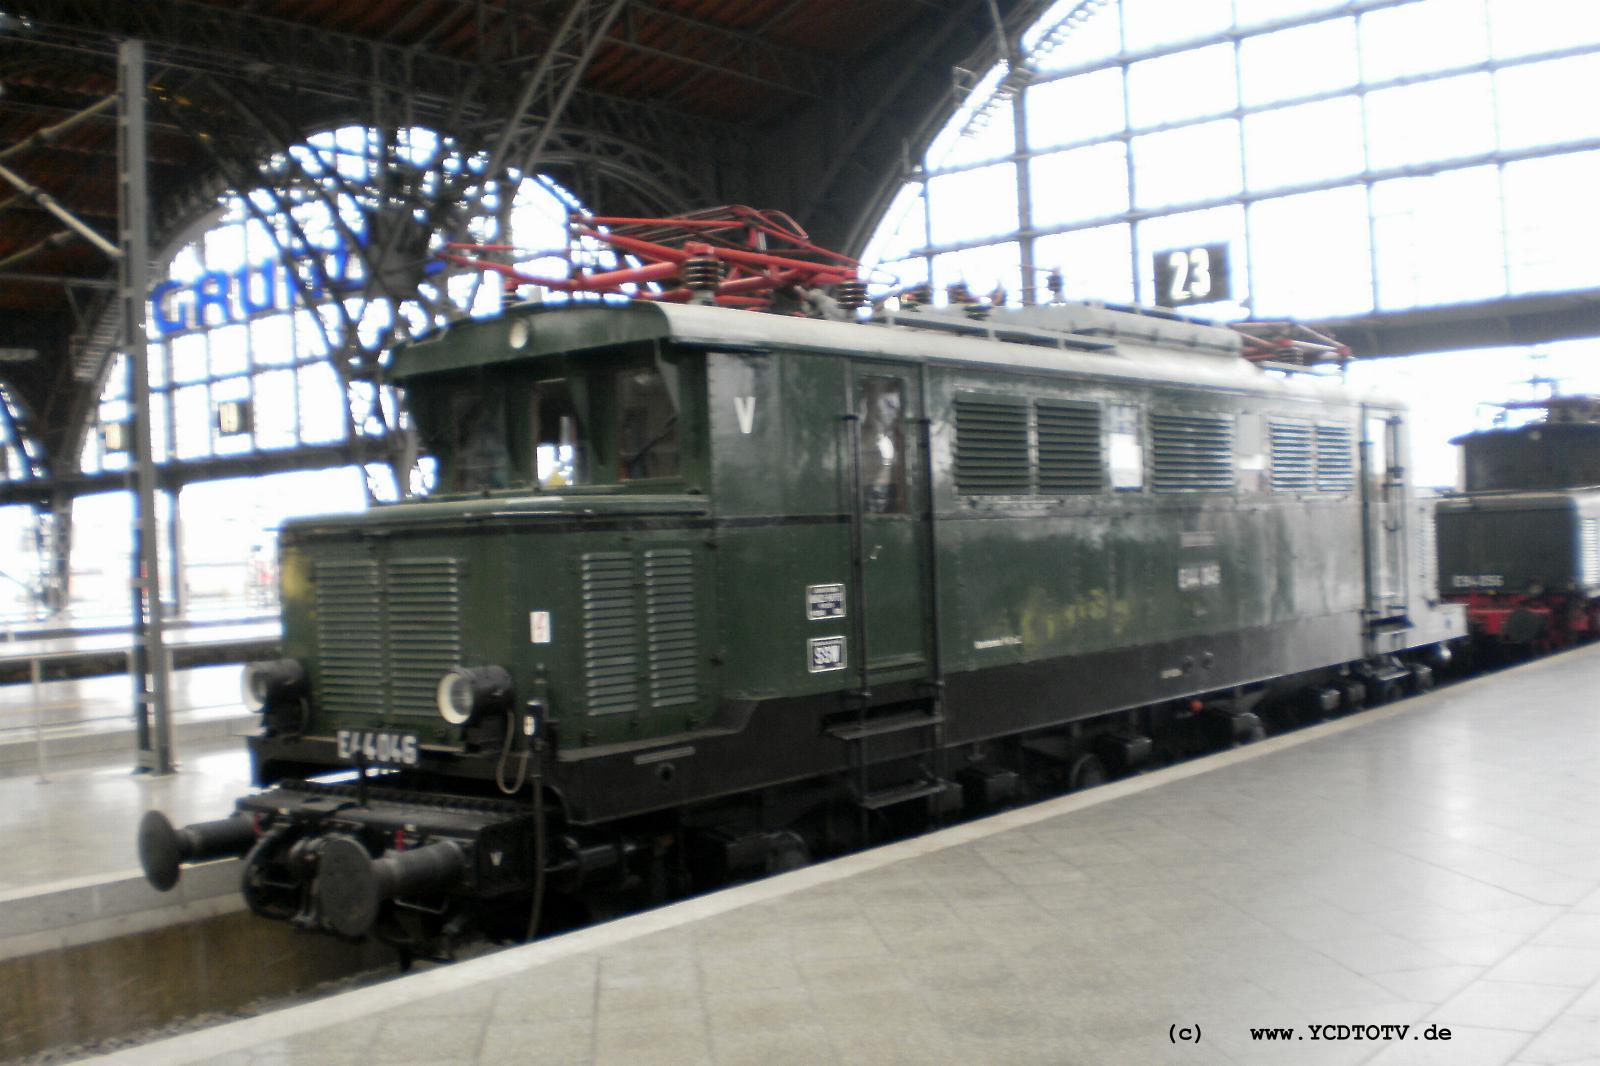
(617, 366), (680, 481)
(408, 355), (686, 494)
(412, 366), (589, 493)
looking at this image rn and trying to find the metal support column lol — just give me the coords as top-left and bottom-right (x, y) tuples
(1012, 79), (1036, 305)
(119, 39), (174, 775)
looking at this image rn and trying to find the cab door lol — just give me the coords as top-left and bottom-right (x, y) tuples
(847, 362), (931, 685)
(1361, 407), (1409, 622)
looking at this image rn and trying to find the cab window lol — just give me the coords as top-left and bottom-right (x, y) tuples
(532, 378), (583, 488)
(616, 367), (680, 480)
(446, 386), (509, 493)
(421, 370), (587, 493)
(858, 376), (906, 513)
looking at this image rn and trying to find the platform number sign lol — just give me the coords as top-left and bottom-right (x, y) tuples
(1154, 243), (1231, 308)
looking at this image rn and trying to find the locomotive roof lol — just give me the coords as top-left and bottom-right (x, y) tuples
(1449, 395), (1600, 445)
(395, 301), (1386, 408)
(1450, 420), (1600, 446)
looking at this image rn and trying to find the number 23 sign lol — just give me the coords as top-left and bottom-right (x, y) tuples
(1154, 243), (1231, 308)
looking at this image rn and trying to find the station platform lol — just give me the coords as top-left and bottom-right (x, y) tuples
(0, 663), (258, 779)
(0, 617), (278, 774)
(0, 617), (280, 684)
(0, 736), (252, 895)
(72, 647), (1600, 1065)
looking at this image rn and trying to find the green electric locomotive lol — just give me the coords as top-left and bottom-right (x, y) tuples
(1437, 395), (1600, 648)
(140, 296), (1463, 953)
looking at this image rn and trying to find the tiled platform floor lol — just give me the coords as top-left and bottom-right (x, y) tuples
(92, 647), (1600, 1066)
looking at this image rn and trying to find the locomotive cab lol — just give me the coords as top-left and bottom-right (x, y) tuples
(142, 310), (733, 949)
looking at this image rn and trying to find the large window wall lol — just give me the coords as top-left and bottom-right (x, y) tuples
(864, 0), (1600, 320)
(39, 125), (601, 623)
(0, 385), (49, 621)
(1347, 340), (1600, 488)
(0, 383), (42, 488)
(84, 126), (590, 499)
(861, 0), (1600, 489)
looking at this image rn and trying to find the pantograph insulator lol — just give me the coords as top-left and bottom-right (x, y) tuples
(1045, 269), (1065, 302)
(835, 280), (867, 311)
(681, 255), (722, 301)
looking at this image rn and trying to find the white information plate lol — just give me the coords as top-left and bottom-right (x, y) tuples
(806, 583), (846, 620)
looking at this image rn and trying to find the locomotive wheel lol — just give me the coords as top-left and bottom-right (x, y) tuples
(1066, 754), (1107, 792)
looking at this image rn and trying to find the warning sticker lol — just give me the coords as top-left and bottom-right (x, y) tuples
(529, 611), (552, 644)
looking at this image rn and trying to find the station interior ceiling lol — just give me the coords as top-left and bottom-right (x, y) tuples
(2, 0), (1600, 523)
(0, 0), (1044, 490)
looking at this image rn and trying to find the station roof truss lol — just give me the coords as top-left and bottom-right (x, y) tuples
(0, 0), (1051, 496)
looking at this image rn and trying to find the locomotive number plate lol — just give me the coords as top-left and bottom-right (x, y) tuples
(336, 730), (420, 767)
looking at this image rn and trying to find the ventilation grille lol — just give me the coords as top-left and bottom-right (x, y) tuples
(315, 560), (382, 718)
(1036, 402), (1102, 494)
(386, 559), (462, 716)
(645, 550), (698, 709)
(1315, 423), (1356, 493)
(1151, 412), (1234, 493)
(954, 397), (1030, 494)
(314, 557), (462, 719)
(1268, 420), (1314, 492)
(1583, 518), (1600, 588)
(581, 552), (639, 716)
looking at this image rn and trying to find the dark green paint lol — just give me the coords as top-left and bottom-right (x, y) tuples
(273, 302), (1438, 755)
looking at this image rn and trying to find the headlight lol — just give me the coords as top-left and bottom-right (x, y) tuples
(435, 665), (513, 726)
(240, 659), (305, 712)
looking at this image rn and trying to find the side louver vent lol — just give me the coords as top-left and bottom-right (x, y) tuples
(954, 397), (1030, 494)
(387, 559), (463, 716)
(581, 552), (639, 716)
(1151, 411), (1235, 493)
(644, 550), (699, 709)
(315, 560), (382, 718)
(1583, 518), (1600, 589)
(1036, 402), (1102, 494)
(1268, 420), (1314, 492)
(1315, 423), (1356, 493)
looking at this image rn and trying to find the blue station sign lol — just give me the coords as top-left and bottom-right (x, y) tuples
(148, 234), (359, 337)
